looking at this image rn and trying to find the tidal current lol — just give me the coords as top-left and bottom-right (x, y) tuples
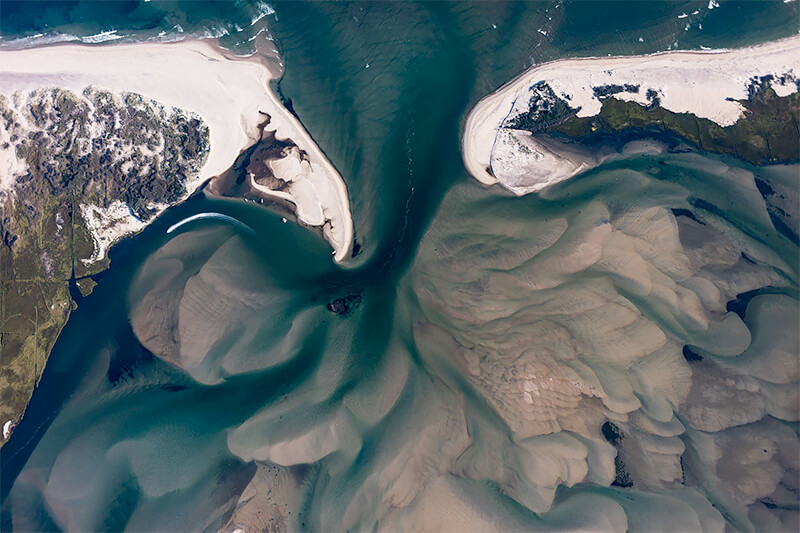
(1, 2), (798, 531)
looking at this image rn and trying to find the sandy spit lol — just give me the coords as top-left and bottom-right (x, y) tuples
(0, 39), (353, 262)
(462, 35), (800, 194)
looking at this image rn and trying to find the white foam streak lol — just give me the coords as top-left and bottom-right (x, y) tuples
(251, 2), (276, 25)
(81, 30), (124, 43)
(166, 213), (255, 235)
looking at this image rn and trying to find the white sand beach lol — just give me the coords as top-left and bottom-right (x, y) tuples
(462, 35), (800, 194)
(0, 39), (353, 262)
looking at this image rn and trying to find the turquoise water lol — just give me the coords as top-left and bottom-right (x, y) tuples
(2, 1), (799, 531)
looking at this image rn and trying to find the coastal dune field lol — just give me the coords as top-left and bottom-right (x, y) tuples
(0, 40), (353, 261)
(1, 3), (798, 532)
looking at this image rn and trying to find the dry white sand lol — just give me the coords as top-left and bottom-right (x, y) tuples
(79, 201), (149, 264)
(0, 39), (353, 262)
(462, 35), (800, 194)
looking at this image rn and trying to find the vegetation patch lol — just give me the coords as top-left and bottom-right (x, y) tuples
(504, 81), (580, 134)
(592, 83), (640, 99)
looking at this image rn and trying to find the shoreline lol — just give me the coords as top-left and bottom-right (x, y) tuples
(462, 35), (800, 194)
(0, 38), (354, 262)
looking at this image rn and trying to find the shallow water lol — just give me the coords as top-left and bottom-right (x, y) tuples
(1, 1), (799, 531)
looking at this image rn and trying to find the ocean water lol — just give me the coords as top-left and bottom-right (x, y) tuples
(1, 1), (799, 531)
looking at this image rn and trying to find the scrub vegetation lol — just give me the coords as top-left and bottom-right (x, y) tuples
(0, 88), (209, 438)
(510, 79), (800, 165)
(556, 85), (800, 165)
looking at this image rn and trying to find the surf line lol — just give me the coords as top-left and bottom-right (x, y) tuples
(166, 212), (256, 235)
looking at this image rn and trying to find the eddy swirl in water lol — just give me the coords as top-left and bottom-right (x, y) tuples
(1, 5), (799, 533)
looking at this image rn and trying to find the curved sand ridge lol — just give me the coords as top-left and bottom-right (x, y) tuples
(463, 35), (800, 194)
(0, 39), (354, 262)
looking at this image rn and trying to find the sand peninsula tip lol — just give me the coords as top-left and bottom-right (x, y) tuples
(462, 35), (800, 195)
(0, 39), (354, 262)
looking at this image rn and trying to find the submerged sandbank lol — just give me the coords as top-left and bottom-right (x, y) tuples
(463, 36), (800, 194)
(0, 39), (353, 262)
